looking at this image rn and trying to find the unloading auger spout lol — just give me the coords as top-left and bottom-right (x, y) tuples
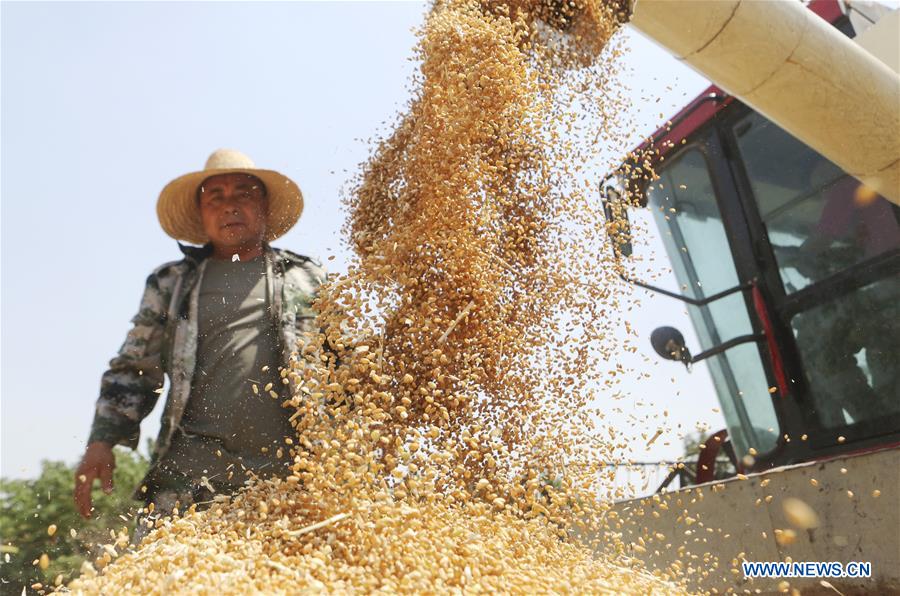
(626, 0), (900, 205)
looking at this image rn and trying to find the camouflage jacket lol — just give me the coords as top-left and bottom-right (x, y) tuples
(87, 243), (325, 470)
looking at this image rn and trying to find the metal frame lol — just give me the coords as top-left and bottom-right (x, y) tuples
(616, 272), (751, 308)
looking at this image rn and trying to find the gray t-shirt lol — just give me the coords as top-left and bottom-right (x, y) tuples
(160, 256), (294, 489)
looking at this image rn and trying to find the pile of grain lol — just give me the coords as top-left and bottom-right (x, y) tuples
(72, 485), (672, 593)
(69, 0), (683, 593)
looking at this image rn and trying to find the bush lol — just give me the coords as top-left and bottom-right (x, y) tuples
(0, 448), (149, 594)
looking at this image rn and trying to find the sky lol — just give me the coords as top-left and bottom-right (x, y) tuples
(1, 1), (722, 487)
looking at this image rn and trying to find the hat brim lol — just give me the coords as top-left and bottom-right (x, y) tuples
(157, 168), (304, 245)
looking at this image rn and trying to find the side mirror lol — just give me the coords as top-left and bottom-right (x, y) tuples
(651, 325), (765, 370)
(650, 326), (692, 366)
(601, 185), (633, 259)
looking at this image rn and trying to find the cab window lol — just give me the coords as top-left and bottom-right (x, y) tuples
(732, 111), (900, 294)
(733, 112), (900, 435)
(647, 148), (780, 456)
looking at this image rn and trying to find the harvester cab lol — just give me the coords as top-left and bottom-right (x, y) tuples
(603, 0), (900, 479)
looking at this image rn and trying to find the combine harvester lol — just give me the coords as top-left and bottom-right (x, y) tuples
(601, 0), (899, 593)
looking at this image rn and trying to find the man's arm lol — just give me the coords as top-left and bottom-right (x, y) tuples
(75, 270), (169, 517)
(89, 271), (169, 447)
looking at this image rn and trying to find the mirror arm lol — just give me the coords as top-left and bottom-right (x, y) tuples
(617, 271), (754, 308)
(690, 333), (765, 365)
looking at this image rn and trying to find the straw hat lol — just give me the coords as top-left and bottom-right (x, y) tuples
(157, 149), (303, 245)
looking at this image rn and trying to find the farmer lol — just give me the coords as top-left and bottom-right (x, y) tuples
(73, 149), (325, 533)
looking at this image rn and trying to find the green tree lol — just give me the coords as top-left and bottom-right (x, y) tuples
(0, 448), (149, 594)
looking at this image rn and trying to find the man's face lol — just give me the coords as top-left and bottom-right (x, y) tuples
(198, 173), (268, 252)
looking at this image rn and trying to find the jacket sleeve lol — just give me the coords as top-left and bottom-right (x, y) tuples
(87, 271), (169, 449)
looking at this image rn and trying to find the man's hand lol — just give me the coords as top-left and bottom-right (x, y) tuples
(74, 441), (116, 518)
